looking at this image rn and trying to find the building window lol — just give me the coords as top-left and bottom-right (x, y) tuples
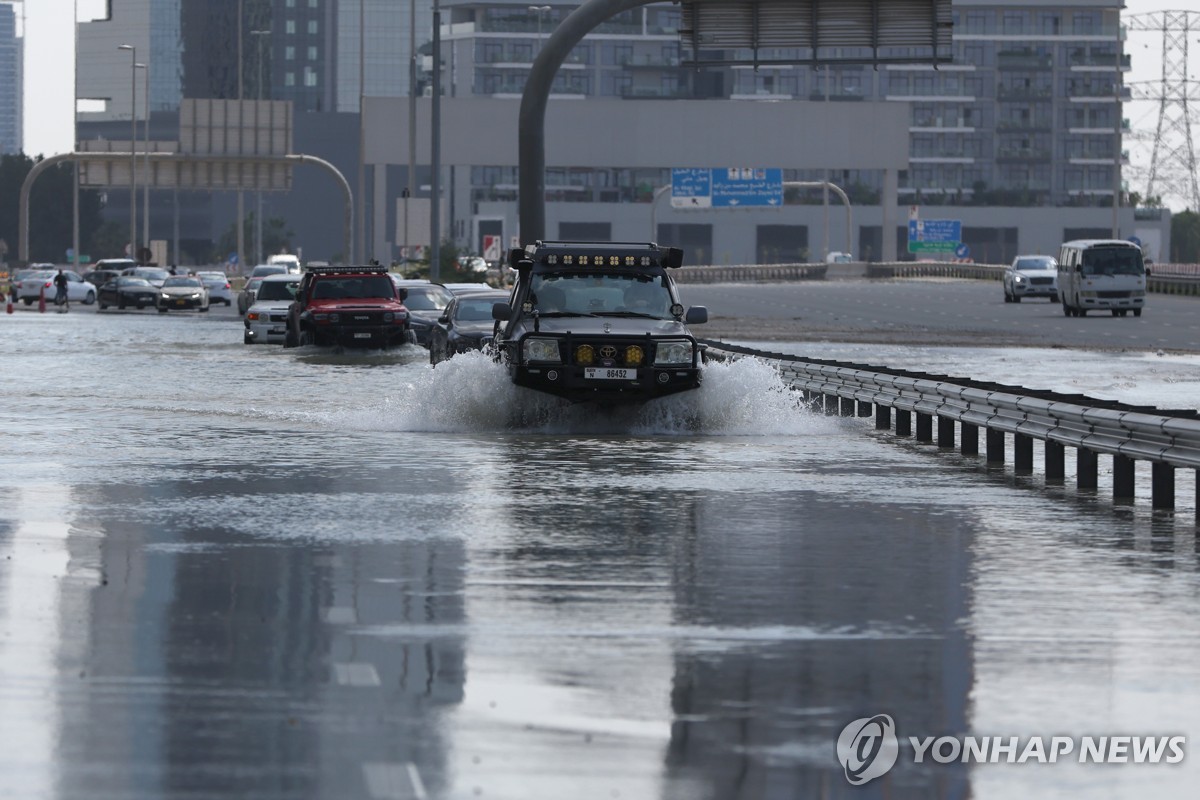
(308, 0), (318, 7)
(308, 46), (318, 60)
(304, 67), (318, 87)
(285, 72), (295, 86)
(285, 0), (295, 6)
(308, 20), (319, 35)
(286, 19), (295, 34)
(285, 45), (295, 60)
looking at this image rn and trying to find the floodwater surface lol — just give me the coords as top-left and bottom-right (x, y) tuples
(0, 309), (1197, 799)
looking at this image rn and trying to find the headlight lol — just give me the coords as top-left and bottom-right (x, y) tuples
(161, 293), (170, 300)
(1013, 275), (1026, 283)
(1132, 290), (1146, 297)
(191, 293), (201, 300)
(523, 338), (561, 363)
(329, 312), (340, 323)
(383, 311), (394, 323)
(655, 340), (693, 365)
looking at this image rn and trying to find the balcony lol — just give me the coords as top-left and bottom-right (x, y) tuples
(996, 146), (1052, 162)
(619, 54), (682, 68)
(997, 52), (1053, 71)
(997, 85), (1053, 101)
(619, 86), (692, 99)
(1068, 53), (1131, 70)
(996, 119), (1052, 132)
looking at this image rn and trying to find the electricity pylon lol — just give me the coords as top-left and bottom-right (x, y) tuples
(1126, 10), (1200, 211)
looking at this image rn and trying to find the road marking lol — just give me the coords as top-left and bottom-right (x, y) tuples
(334, 662), (381, 687)
(362, 762), (428, 800)
(322, 606), (358, 624)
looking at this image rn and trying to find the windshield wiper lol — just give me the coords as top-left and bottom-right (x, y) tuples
(535, 310), (597, 317)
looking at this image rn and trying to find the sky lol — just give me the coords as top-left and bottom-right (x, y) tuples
(12, 0), (1198, 209)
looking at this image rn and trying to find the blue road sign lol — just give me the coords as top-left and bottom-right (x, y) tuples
(1127, 235), (1142, 247)
(955, 243), (971, 259)
(671, 168), (783, 208)
(908, 219), (962, 254)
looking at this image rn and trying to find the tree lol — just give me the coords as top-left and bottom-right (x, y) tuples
(213, 213), (296, 265)
(0, 154), (105, 264)
(1170, 210), (1200, 263)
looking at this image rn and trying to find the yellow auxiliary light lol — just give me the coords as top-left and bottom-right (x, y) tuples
(624, 256), (635, 266)
(575, 344), (596, 365)
(609, 256), (620, 266)
(624, 345), (644, 367)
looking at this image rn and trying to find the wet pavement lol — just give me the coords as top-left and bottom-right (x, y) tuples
(1, 291), (1197, 799)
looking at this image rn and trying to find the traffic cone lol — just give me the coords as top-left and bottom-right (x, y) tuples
(38, 286), (46, 313)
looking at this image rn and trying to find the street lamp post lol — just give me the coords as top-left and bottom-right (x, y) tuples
(138, 62), (149, 252)
(529, 5), (551, 52)
(252, 29), (271, 265)
(118, 44), (137, 259)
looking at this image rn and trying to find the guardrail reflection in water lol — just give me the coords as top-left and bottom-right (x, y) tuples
(703, 341), (1200, 514)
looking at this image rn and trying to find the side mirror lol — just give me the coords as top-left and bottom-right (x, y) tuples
(492, 302), (511, 321)
(685, 306), (708, 325)
(397, 288), (408, 301)
(1144, 266), (1152, 276)
(437, 314), (449, 325)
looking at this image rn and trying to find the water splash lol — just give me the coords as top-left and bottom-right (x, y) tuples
(357, 351), (831, 437)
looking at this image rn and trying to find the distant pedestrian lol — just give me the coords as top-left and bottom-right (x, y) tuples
(53, 268), (70, 311)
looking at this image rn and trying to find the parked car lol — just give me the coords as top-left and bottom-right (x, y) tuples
(237, 277), (264, 315)
(429, 290), (510, 365)
(194, 271), (234, 306)
(98, 276), (159, 310)
(391, 278), (455, 347)
(456, 256), (490, 275)
(1003, 254), (1058, 303)
(156, 276), (210, 312)
(16, 269), (96, 305)
(243, 274), (302, 344)
(93, 258), (137, 273)
(121, 266), (170, 287)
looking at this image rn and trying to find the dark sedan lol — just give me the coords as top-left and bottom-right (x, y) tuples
(392, 279), (455, 347)
(429, 290), (509, 365)
(98, 277), (159, 310)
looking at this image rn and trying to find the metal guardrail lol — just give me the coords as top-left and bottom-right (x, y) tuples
(676, 260), (1200, 296)
(702, 340), (1200, 512)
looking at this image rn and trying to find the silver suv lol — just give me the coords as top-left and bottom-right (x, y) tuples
(243, 274), (302, 344)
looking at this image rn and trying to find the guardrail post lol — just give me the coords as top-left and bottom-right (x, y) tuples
(1077, 448), (1098, 490)
(1151, 462), (1175, 510)
(961, 423), (979, 456)
(875, 404), (891, 430)
(986, 428), (1005, 463)
(857, 401), (873, 418)
(1045, 441), (1065, 483)
(937, 416), (955, 449)
(896, 410), (912, 437)
(1014, 434), (1034, 474)
(823, 394), (838, 415)
(840, 397), (856, 417)
(916, 412), (933, 442)
(1113, 454), (1135, 502)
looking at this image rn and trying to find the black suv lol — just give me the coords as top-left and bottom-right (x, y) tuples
(491, 241), (708, 403)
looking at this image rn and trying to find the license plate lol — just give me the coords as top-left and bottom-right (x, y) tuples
(269, 327), (284, 334)
(175, 299), (186, 306)
(585, 367), (635, 380)
(353, 332), (372, 339)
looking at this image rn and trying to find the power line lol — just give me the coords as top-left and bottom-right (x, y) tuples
(1126, 10), (1200, 211)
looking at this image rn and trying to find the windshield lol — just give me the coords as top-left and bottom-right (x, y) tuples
(163, 277), (202, 288)
(309, 275), (396, 300)
(136, 269), (169, 281)
(454, 296), (504, 321)
(257, 280), (299, 301)
(535, 272), (676, 316)
(1015, 257), (1055, 270)
(530, 272), (672, 318)
(1081, 247), (1143, 276)
(118, 278), (152, 287)
(402, 286), (454, 311)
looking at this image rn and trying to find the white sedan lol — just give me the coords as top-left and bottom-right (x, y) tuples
(194, 271), (235, 306)
(16, 269), (97, 306)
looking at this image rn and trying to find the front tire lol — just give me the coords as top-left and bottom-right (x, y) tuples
(1133, 309), (1142, 318)
(244, 331), (254, 345)
(84, 290), (96, 305)
(158, 307), (168, 313)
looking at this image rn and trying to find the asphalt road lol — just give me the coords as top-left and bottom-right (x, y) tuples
(680, 278), (1200, 352)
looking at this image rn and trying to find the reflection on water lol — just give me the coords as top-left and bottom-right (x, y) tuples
(0, 311), (1196, 798)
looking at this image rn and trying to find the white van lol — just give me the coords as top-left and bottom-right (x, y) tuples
(1056, 239), (1147, 318)
(266, 254), (301, 273)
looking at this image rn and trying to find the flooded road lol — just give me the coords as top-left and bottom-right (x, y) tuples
(1, 304), (1197, 799)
